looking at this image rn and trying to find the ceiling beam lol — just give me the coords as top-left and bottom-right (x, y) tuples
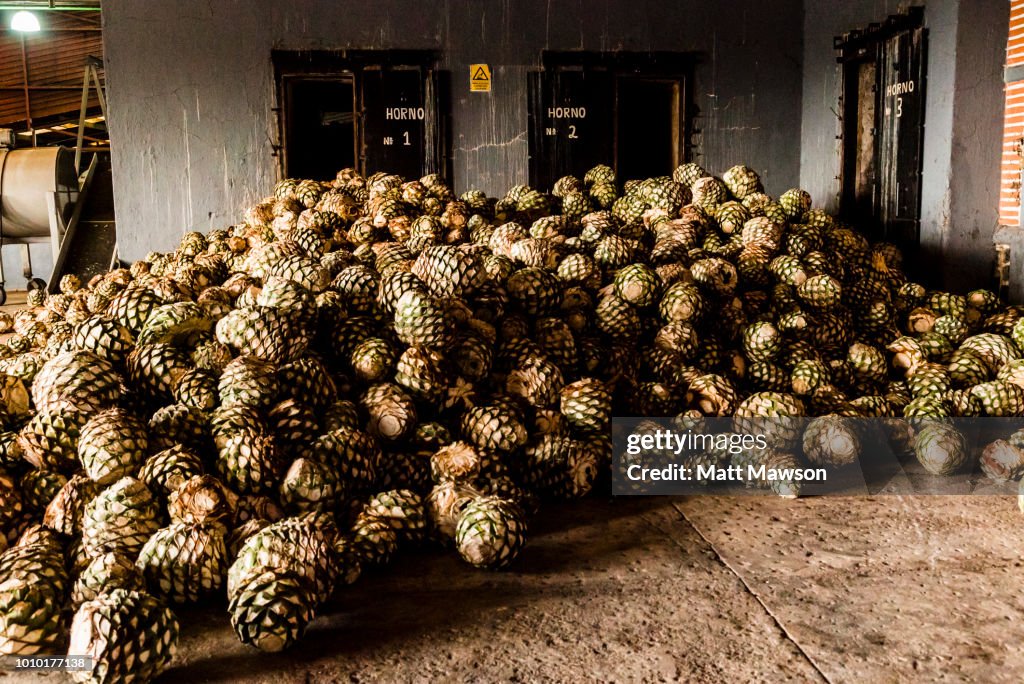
(0, 85), (103, 90)
(0, 4), (100, 10)
(2, 26), (103, 31)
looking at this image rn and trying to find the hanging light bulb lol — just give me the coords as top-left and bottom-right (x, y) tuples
(10, 11), (41, 33)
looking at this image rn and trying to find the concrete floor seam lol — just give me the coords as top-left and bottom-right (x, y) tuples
(670, 502), (833, 684)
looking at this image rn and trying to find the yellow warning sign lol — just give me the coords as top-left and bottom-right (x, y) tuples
(470, 64), (491, 92)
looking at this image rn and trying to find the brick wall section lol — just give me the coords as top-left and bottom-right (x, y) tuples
(1000, 1), (1024, 225)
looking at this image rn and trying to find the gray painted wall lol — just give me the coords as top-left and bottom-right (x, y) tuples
(946, 0), (1010, 288)
(101, 0), (804, 261)
(800, 0), (1008, 291)
(0, 244), (50, 292)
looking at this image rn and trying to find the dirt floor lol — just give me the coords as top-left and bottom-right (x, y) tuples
(134, 496), (1024, 682)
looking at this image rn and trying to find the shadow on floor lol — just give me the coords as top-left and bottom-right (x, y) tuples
(165, 496), (686, 682)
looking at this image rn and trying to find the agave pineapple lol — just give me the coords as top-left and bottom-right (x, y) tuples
(4, 157), (1024, 662)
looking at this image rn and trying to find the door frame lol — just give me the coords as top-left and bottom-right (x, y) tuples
(271, 49), (446, 181)
(836, 7), (927, 247)
(527, 51), (696, 188)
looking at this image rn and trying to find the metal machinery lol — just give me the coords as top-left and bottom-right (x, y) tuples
(0, 51), (111, 305)
(0, 140), (85, 304)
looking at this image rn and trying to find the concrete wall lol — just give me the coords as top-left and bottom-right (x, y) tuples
(101, 0), (804, 261)
(800, 0), (1008, 291)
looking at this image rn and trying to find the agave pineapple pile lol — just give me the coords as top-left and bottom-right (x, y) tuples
(1, 159), (1024, 680)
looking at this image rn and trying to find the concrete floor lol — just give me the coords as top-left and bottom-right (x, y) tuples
(7, 294), (1024, 681)
(2, 291), (27, 308)
(156, 495), (1023, 683)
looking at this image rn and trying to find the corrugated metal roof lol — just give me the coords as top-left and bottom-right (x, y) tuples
(0, 10), (102, 127)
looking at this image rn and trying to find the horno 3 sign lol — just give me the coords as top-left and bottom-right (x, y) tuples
(886, 79), (915, 118)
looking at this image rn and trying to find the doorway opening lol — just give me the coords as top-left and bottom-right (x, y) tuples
(282, 76), (356, 181)
(615, 78), (683, 182)
(841, 60), (878, 225)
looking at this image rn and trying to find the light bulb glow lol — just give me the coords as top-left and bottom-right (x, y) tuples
(11, 11), (40, 32)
